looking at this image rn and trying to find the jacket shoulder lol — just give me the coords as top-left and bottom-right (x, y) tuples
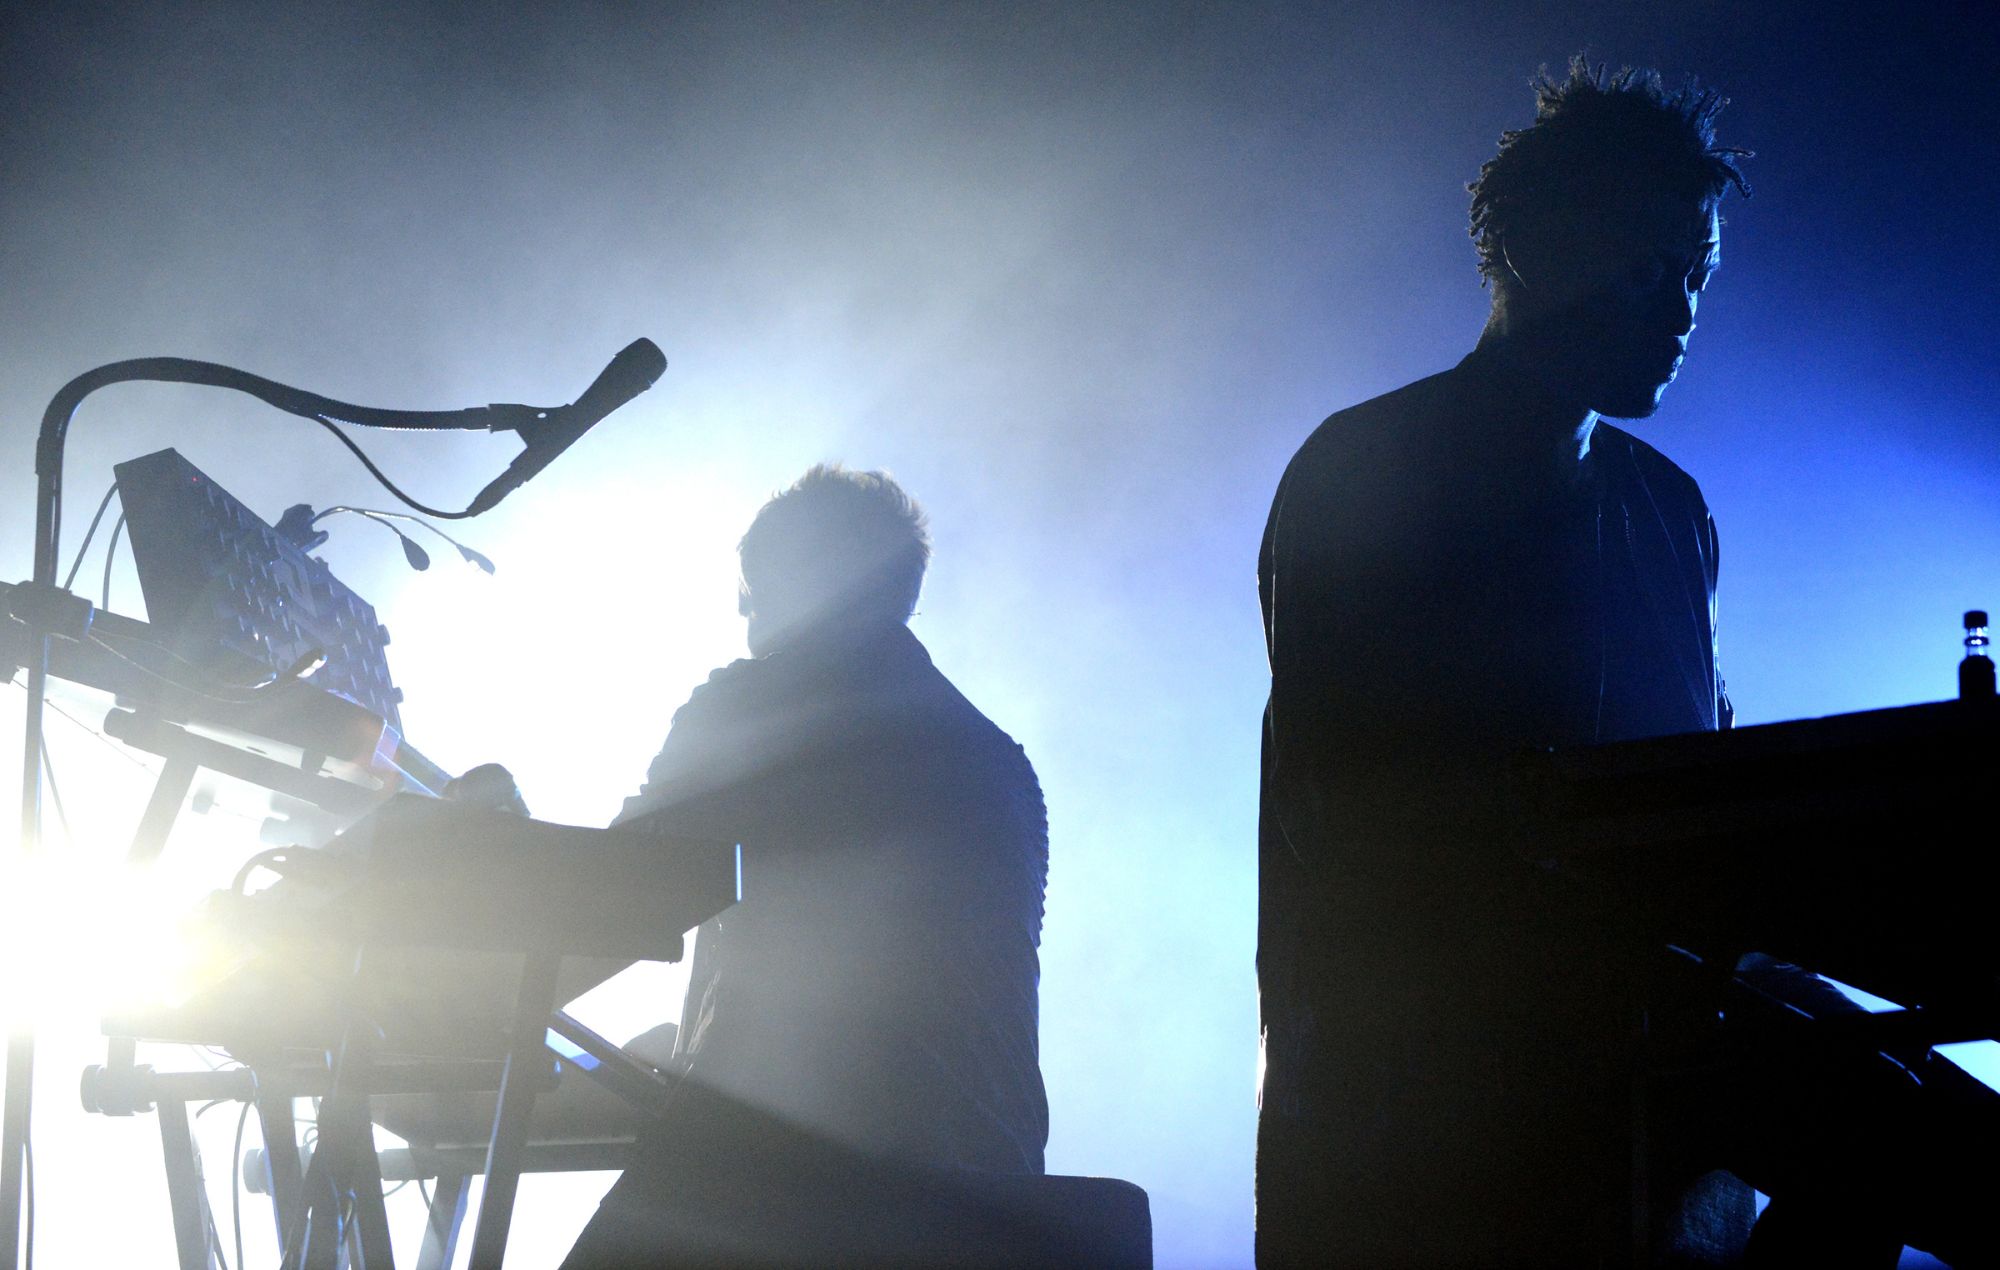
(1264, 369), (1459, 563)
(1284, 369), (1457, 479)
(1597, 423), (1711, 516)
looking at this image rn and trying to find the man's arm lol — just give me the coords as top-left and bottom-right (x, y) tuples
(617, 660), (779, 834)
(1262, 424), (1523, 878)
(614, 656), (849, 842)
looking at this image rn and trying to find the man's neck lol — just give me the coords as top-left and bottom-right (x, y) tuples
(1467, 325), (1599, 480)
(757, 614), (912, 661)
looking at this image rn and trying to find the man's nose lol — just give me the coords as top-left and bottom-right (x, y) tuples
(1661, 282), (1698, 337)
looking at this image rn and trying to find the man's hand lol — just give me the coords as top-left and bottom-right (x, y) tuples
(443, 761), (531, 817)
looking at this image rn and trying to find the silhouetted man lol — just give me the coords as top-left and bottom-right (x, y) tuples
(1257, 61), (1996, 1268)
(565, 465), (1048, 1266)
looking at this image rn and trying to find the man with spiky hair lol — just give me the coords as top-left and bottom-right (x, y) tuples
(566, 465), (1050, 1267)
(1255, 60), (1973, 1267)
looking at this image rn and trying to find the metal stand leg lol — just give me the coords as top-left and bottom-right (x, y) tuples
(467, 950), (562, 1270)
(290, 1028), (396, 1270)
(105, 1034), (139, 1071)
(0, 1028), (33, 1268)
(549, 1010), (681, 1116)
(157, 1095), (218, 1270)
(128, 753), (198, 863)
(324, 1031), (395, 1270)
(292, 1128), (344, 1270)
(256, 1087), (309, 1255)
(327, 1099), (394, 1269)
(416, 1174), (471, 1270)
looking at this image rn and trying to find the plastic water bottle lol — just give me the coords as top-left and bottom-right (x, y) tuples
(1961, 609), (1994, 700)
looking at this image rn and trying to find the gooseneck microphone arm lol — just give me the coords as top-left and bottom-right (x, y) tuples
(31, 337), (666, 544)
(2, 338), (664, 1264)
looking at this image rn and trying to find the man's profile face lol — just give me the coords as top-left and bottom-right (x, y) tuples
(1524, 195), (1722, 420)
(739, 579), (769, 657)
(739, 578), (793, 658)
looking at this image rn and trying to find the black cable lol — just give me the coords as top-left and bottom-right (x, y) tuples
(89, 964), (273, 1270)
(276, 1106), (324, 1270)
(309, 506), (434, 571)
(85, 634), (265, 706)
(100, 513), (124, 613)
(231, 848), (295, 895)
(310, 506), (496, 572)
(206, 1205), (232, 1270)
(307, 417), (478, 520)
(61, 482), (118, 592)
(276, 1128), (315, 1270)
(5, 675), (154, 775)
(90, 621), (263, 694)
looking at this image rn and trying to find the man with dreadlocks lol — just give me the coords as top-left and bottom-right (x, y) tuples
(1256, 60), (1996, 1268)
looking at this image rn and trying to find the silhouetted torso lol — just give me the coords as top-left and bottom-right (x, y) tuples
(619, 621), (1050, 1175)
(1256, 348), (1725, 1265)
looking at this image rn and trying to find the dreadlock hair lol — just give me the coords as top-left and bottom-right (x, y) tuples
(739, 463), (931, 626)
(1468, 56), (1752, 289)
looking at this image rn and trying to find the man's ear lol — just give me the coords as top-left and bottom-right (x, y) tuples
(1502, 216), (1602, 312)
(1502, 220), (1565, 298)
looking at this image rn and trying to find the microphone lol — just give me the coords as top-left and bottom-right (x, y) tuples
(468, 338), (667, 514)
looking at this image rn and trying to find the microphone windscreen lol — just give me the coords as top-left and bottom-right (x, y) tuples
(567, 338), (667, 429)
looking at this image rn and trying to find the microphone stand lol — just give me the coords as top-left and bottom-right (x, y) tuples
(2, 344), (661, 1265)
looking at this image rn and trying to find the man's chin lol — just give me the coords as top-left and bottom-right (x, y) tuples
(1595, 385), (1669, 421)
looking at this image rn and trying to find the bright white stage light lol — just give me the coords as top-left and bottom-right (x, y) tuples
(0, 850), (191, 1032)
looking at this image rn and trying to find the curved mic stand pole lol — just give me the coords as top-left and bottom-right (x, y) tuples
(0, 356), (564, 1266)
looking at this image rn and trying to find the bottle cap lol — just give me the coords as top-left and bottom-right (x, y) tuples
(1968, 610), (1990, 629)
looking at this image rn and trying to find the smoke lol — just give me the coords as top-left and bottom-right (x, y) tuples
(2, 3), (1995, 1266)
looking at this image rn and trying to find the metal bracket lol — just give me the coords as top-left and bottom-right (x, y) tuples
(3, 580), (94, 641)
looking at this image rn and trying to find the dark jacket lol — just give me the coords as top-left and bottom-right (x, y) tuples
(620, 622), (1050, 1175)
(1256, 351), (1728, 1264)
